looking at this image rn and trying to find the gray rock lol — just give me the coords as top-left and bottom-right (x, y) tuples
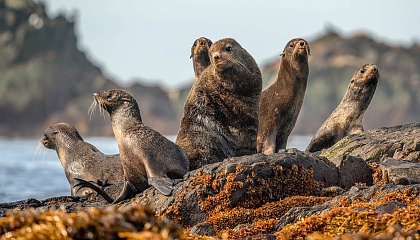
(321, 122), (420, 163)
(190, 223), (216, 236)
(378, 159), (420, 184)
(331, 155), (373, 189)
(376, 201), (407, 216)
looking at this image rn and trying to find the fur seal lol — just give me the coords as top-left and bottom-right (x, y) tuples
(306, 64), (380, 152)
(75, 89), (189, 203)
(176, 38), (262, 170)
(40, 122), (123, 196)
(191, 37), (212, 80)
(257, 38), (310, 154)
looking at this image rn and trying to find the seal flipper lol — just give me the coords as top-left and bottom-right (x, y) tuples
(148, 177), (173, 196)
(112, 181), (138, 203)
(74, 178), (114, 203)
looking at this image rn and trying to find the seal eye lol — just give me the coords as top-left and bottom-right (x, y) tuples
(290, 43), (294, 48)
(361, 69), (365, 74)
(53, 131), (59, 135)
(106, 94), (113, 99)
(225, 46), (232, 52)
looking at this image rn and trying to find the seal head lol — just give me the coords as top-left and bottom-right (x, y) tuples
(306, 64), (380, 152)
(190, 37), (213, 80)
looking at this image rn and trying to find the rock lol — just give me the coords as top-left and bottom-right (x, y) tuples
(321, 122), (420, 163)
(190, 223), (216, 236)
(274, 183), (420, 232)
(377, 159), (420, 185)
(331, 155), (373, 189)
(129, 149), (337, 228)
(376, 201), (407, 215)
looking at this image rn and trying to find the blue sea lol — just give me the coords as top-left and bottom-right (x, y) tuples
(0, 135), (311, 204)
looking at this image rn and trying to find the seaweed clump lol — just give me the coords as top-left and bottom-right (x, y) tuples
(275, 189), (420, 239)
(0, 203), (183, 239)
(206, 196), (331, 239)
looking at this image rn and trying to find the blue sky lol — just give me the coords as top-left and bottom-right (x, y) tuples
(38, 0), (420, 88)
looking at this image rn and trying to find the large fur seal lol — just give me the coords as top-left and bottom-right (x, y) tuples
(306, 64), (380, 152)
(75, 89), (189, 203)
(40, 122), (123, 196)
(191, 37), (212, 80)
(176, 38), (262, 170)
(257, 38), (310, 154)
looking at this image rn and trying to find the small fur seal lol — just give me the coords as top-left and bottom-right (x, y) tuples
(191, 37), (213, 80)
(306, 64), (380, 152)
(257, 38), (310, 154)
(75, 89), (189, 203)
(41, 122), (123, 196)
(176, 38), (262, 170)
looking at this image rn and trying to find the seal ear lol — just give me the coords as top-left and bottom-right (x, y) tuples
(307, 45), (311, 56)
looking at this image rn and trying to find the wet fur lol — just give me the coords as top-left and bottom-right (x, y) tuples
(177, 38), (262, 170)
(306, 64), (379, 152)
(41, 122), (123, 196)
(257, 38), (310, 154)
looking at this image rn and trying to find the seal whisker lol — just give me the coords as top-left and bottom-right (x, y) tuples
(88, 101), (97, 123)
(32, 142), (45, 162)
(228, 56), (252, 74)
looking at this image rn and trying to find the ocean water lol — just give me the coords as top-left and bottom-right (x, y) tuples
(0, 135), (311, 204)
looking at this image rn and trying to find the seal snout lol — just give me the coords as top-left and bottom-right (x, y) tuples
(41, 135), (50, 148)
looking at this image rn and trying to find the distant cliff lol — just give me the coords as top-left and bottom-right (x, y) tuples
(0, 0), (418, 137)
(0, 0), (178, 137)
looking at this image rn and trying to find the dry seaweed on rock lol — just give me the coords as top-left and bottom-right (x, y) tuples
(0, 203), (183, 240)
(275, 189), (420, 239)
(205, 196), (331, 239)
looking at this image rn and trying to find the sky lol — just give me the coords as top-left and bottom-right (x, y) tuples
(37, 0), (420, 89)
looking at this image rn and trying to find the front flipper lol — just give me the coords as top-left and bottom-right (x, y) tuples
(148, 177), (173, 196)
(112, 181), (138, 203)
(74, 178), (138, 204)
(74, 178), (114, 203)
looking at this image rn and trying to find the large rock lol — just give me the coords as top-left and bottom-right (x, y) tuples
(128, 149), (339, 228)
(331, 155), (373, 189)
(377, 159), (420, 185)
(320, 122), (420, 163)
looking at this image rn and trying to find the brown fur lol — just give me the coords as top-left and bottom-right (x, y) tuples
(177, 38), (262, 170)
(191, 37), (212, 80)
(306, 64), (380, 152)
(257, 38), (310, 154)
(41, 122), (123, 196)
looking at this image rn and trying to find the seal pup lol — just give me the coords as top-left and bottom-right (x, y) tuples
(306, 64), (380, 152)
(75, 89), (189, 203)
(40, 122), (123, 196)
(176, 38), (262, 170)
(191, 37), (213, 80)
(257, 38), (310, 154)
